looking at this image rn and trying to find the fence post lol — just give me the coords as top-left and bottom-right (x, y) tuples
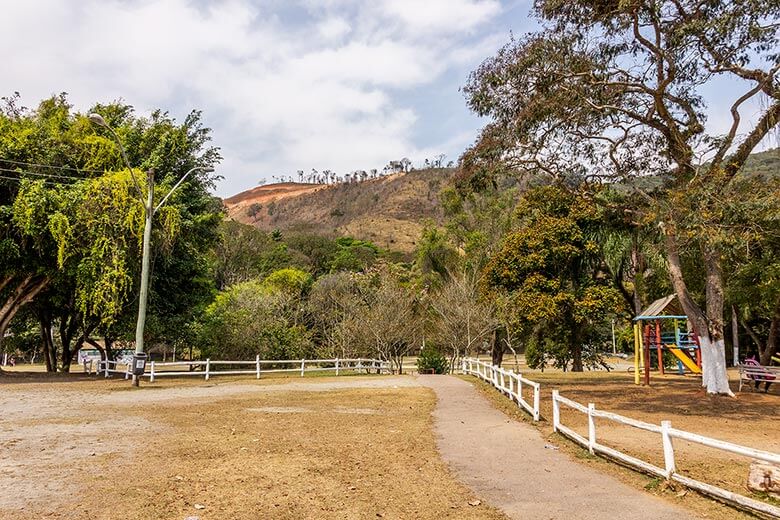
(499, 369), (505, 392)
(104, 361), (109, 378)
(517, 377), (523, 407)
(335, 358), (340, 376)
(300, 358), (305, 377)
(533, 383), (540, 422)
(256, 354), (260, 379)
(661, 420), (676, 479)
(150, 361), (155, 383)
(205, 358), (210, 381)
(125, 363), (130, 380)
(587, 403), (596, 454)
(552, 390), (560, 433)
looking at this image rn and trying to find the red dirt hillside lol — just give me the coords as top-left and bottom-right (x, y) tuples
(223, 168), (455, 253)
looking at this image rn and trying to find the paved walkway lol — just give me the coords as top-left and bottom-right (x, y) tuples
(418, 375), (697, 520)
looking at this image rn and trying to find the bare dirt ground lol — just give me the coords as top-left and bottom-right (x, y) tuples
(2, 366), (776, 520)
(0, 375), (506, 520)
(465, 363), (779, 519)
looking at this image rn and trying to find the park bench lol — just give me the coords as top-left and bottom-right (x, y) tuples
(738, 362), (779, 392)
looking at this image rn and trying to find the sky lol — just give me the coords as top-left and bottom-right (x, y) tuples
(2, 1), (774, 197)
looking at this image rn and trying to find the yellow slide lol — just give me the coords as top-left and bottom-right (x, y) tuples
(668, 346), (702, 374)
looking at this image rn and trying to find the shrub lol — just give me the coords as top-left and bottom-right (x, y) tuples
(416, 346), (450, 374)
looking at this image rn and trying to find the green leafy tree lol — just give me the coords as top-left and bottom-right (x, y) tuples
(329, 237), (380, 272)
(484, 186), (623, 371)
(724, 173), (780, 364)
(0, 94), (222, 371)
(416, 345), (450, 374)
(462, 1), (779, 393)
(414, 223), (460, 284)
(197, 280), (312, 360)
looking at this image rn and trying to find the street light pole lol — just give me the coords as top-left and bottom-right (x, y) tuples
(135, 169), (154, 366)
(88, 113), (213, 386)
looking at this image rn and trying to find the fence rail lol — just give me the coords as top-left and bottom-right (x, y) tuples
(461, 358), (540, 421)
(97, 359), (132, 379)
(551, 390), (780, 518)
(98, 357), (391, 382)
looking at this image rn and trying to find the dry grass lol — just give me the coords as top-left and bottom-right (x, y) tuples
(464, 369), (779, 520)
(0, 375), (506, 520)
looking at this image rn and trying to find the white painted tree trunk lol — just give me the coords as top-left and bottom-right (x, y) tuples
(699, 335), (733, 395)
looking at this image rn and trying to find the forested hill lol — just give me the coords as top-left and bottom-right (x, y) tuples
(223, 149), (778, 253)
(224, 168), (455, 253)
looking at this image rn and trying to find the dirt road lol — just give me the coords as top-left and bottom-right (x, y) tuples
(419, 375), (698, 520)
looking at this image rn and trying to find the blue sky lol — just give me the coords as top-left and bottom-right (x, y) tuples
(2, 1), (774, 197)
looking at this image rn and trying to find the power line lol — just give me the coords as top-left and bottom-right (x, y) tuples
(0, 158), (106, 175)
(0, 166), (84, 181)
(0, 174), (73, 186)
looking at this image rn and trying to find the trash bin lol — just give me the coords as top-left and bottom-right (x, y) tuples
(131, 353), (148, 376)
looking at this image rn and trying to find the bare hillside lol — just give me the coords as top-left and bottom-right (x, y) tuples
(224, 168), (455, 252)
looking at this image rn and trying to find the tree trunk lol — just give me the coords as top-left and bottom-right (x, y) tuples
(85, 338), (106, 363)
(58, 309), (81, 373)
(571, 328), (583, 372)
(0, 276), (49, 343)
(104, 336), (115, 362)
(38, 310), (56, 372)
(491, 328), (505, 366)
(664, 228), (732, 394)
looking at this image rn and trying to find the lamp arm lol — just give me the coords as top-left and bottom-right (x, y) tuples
(154, 166), (203, 214)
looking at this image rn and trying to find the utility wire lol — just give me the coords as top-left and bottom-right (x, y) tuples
(0, 174), (72, 185)
(0, 166), (84, 181)
(0, 158), (107, 175)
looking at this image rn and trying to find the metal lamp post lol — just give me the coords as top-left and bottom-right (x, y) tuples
(88, 113), (213, 386)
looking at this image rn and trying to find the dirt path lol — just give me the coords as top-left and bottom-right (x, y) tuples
(419, 375), (698, 520)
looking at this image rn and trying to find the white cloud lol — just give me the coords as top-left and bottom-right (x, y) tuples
(1, 0), (508, 196)
(317, 17), (352, 40)
(380, 0), (502, 34)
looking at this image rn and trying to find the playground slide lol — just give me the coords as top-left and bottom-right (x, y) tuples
(668, 347), (701, 374)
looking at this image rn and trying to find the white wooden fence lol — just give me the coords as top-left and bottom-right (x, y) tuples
(98, 359), (132, 378)
(98, 357), (391, 382)
(552, 390), (780, 518)
(461, 358), (540, 421)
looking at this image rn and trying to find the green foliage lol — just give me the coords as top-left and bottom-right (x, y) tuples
(416, 345), (450, 374)
(197, 280), (312, 360)
(485, 185), (624, 371)
(329, 237), (380, 272)
(1, 94), (222, 359)
(262, 268), (312, 297)
(414, 224), (459, 283)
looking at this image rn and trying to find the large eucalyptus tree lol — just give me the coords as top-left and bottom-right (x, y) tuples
(462, 0), (779, 393)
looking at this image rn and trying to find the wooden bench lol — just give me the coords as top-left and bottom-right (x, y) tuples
(738, 363), (779, 392)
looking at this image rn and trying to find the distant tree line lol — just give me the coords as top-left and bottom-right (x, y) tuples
(264, 155), (455, 186)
